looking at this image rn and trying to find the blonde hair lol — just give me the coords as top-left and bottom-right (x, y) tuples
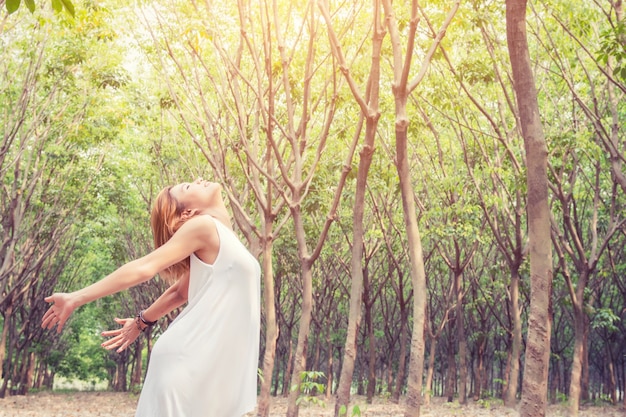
(151, 186), (190, 283)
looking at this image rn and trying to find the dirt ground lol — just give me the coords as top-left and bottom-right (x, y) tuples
(0, 391), (623, 417)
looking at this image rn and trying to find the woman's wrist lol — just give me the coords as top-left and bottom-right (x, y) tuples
(67, 292), (85, 310)
(139, 310), (158, 326)
(135, 310), (158, 332)
(134, 315), (147, 332)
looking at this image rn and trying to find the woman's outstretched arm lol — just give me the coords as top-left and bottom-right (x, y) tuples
(100, 272), (190, 353)
(42, 215), (212, 333)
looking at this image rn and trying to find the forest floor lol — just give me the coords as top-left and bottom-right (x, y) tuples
(0, 391), (624, 417)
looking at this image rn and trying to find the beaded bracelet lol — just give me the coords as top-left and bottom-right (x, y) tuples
(135, 310), (157, 332)
(134, 315), (146, 332)
(139, 310), (158, 327)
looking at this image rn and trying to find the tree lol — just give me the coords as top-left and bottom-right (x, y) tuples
(505, 0), (553, 415)
(0, 9), (107, 396)
(318, 0), (385, 414)
(380, 0), (460, 414)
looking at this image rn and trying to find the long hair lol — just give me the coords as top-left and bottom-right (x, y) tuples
(150, 186), (190, 283)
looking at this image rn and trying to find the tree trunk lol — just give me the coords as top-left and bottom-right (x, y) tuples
(0, 304), (12, 382)
(503, 347), (512, 400)
(505, 269), (522, 406)
(392, 310), (408, 403)
(568, 306), (586, 416)
(0, 305), (15, 398)
(506, 1), (554, 416)
(605, 345), (617, 404)
(283, 339), (293, 397)
(286, 255), (313, 417)
(581, 318), (590, 402)
(365, 269), (377, 404)
(258, 236), (279, 417)
(455, 271), (467, 404)
(474, 333), (487, 401)
(328, 0), (384, 409)
(131, 338), (143, 387)
(423, 335), (438, 406)
(23, 351), (36, 395)
(382, 0), (460, 412)
(334, 137), (377, 416)
(446, 332), (456, 402)
(398, 126), (428, 417)
(326, 338), (333, 399)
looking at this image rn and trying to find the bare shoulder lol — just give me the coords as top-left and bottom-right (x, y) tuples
(177, 215), (218, 239)
(182, 215), (221, 264)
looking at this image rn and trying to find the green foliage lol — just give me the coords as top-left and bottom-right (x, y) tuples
(338, 403), (362, 417)
(555, 391), (568, 404)
(476, 393), (503, 410)
(293, 371), (326, 407)
(597, 21), (626, 83)
(55, 306), (109, 382)
(6, 0), (74, 16)
(591, 308), (619, 333)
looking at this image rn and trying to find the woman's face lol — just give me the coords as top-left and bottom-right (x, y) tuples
(169, 178), (222, 211)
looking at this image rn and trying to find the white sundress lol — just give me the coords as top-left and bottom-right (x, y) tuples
(135, 217), (261, 417)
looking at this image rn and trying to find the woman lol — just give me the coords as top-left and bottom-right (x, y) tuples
(41, 178), (261, 417)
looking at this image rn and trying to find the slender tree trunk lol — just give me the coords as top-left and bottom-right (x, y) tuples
(0, 305), (11, 381)
(568, 306), (586, 416)
(393, 311), (408, 403)
(623, 358), (626, 410)
(398, 126), (428, 417)
(24, 351), (36, 394)
(474, 333), (487, 401)
(505, 269), (522, 406)
(283, 339), (293, 397)
(424, 336), (439, 406)
(503, 348), (512, 400)
(382, 0), (460, 411)
(326, 339), (333, 399)
(258, 235), (279, 417)
(131, 338), (143, 387)
(506, 1), (554, 416)
(606, 345), (617, 404)
(0, 306), (15, 398)
(365, 272), (377, 404)
(581, 318), (590, 402)
(330, 0), (384, 410)
(334, 137), (377, 416)
(455, 271), (467, 404)
(286, 259), (313, 417)
(550, 359), (561, 403)
(446, 332), (456, 402)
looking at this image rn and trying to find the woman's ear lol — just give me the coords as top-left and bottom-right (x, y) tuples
(181, 208), (199, 220)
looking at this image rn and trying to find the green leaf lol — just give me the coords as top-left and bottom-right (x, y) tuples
(51, 0), (62, 13)
(6, 0), (20, 14)
(24, 0), (35, 12)
(60, 0), (75, 17)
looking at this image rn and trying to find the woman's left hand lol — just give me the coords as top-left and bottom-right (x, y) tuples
(101, 318), (141, 353)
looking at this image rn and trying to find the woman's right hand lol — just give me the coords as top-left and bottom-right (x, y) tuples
(101, 318), (142, 353)
(41, 293), (78, 334)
